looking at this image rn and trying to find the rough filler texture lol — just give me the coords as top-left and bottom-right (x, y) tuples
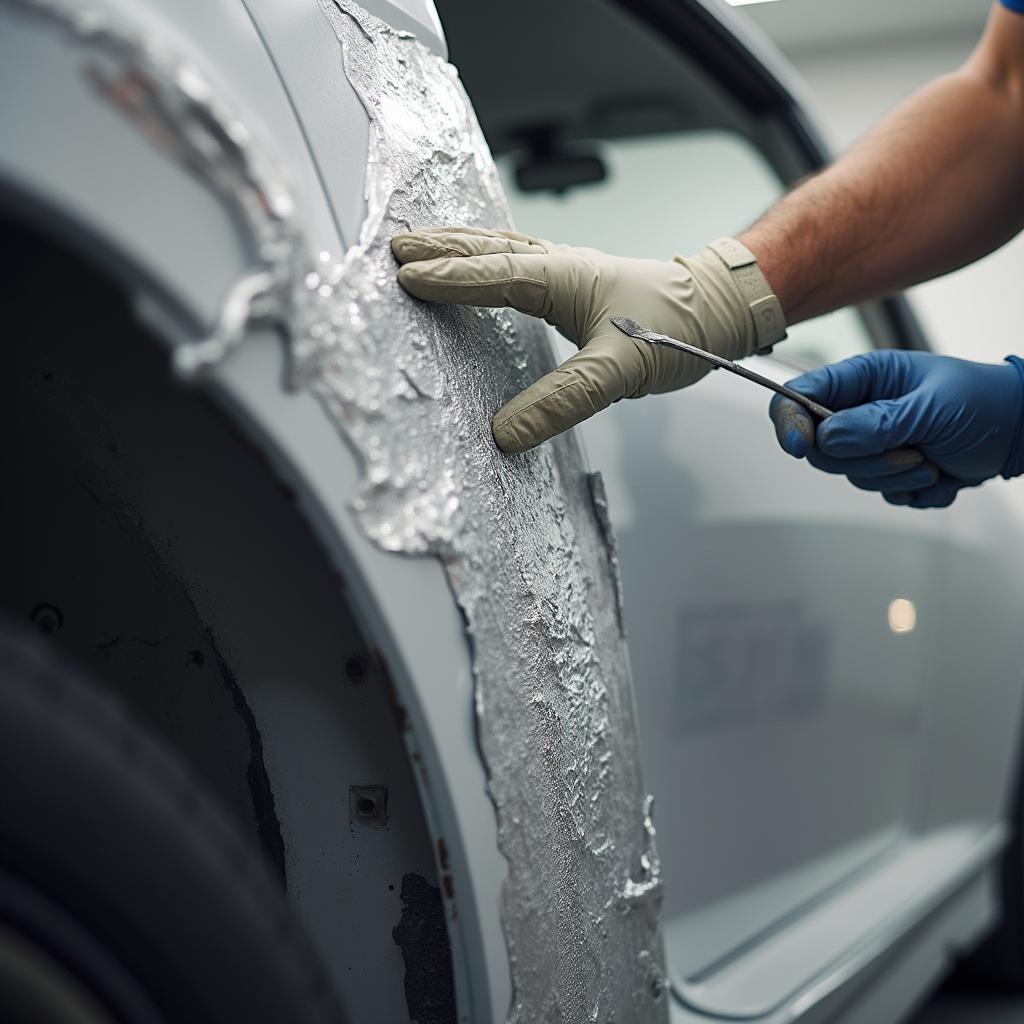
(310, 6), (665, 1019)
(6, 0), (667, 1019)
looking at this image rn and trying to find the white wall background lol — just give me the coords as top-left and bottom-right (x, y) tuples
(740, 0), (1022, 365)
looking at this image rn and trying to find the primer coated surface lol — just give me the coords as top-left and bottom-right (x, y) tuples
(7, 0), (666, 1018)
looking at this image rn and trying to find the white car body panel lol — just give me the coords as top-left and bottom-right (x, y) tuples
(1, 2), (511, 1018)
(3, 0), (1024, 1020)
(552, 327), (1024, 1017)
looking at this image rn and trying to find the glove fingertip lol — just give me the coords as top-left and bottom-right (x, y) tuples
(906, 477), (962, 510)
(769, 396), (814, 458)
(492, 372), (600, 453)
(491, 415), (528, 452)
(814, 416), (848, 456)
(787, 428), (810, 458)
(396, 265), (418, 298)
(491, 414), (537, 454)
(396, 262), (437, 300)
(392, 233), (438, 264)
(884, 491), (912, 506)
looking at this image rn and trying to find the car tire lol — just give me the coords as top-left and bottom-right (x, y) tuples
(0, 619), (344, 1024)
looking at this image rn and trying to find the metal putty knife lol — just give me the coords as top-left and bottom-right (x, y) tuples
(610, 314), (932, 480)
(610, 314), (835, 420)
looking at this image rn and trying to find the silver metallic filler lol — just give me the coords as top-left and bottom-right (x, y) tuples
(305, 8), (666, 1019)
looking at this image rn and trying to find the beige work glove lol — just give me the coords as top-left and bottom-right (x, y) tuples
(391, 227), (785, 453)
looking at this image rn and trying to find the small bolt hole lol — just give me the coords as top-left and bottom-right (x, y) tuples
(30, 603), (63, 635)
(344, 654), (369, 683)
(349, 785), (387, 829)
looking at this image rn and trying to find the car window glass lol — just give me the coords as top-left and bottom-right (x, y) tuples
(498, 129), (873, 366)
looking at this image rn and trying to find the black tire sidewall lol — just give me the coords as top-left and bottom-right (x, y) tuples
(0, 625), (342, 1024)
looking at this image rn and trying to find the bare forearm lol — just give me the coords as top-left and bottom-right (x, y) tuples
(741, 6), (1024, 325)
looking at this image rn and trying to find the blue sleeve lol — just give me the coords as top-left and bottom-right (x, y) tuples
(1002, 0), (1024, 12)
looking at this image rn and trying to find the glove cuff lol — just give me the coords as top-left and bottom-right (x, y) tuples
(1001, 355), (1024, 479)
(705, 237), (787, 355)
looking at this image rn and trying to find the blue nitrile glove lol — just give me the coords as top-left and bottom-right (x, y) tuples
(769, 350), (1024, 508)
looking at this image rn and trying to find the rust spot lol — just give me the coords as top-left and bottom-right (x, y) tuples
(373, 647), (409, 732)
(437, 838), (450, 872)
(442, 874), (454, 900)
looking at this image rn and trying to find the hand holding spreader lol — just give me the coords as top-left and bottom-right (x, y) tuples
(768, 350), (1024, 509)
(611, 315), (940, 501)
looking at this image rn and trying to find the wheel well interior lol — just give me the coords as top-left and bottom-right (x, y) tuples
(0, 203), (442, 903)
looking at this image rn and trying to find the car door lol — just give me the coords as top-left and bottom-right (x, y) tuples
(498, 121), (932, 987)
(484, 42), (1024, 1024)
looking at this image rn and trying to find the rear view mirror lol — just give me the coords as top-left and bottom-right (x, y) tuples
(511, 124), (607, 195)
(514, 152), (606, 194)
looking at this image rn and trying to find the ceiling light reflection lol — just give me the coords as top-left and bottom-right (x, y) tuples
(888, 598), (917, 635)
